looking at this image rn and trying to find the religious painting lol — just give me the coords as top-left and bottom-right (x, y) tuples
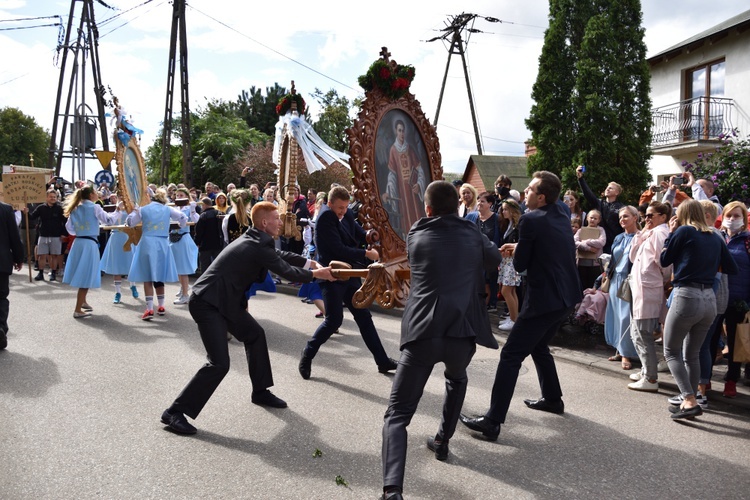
(347, 50), (442, 265)
(114, 136), (149, 213)
(374, 110), (431, 241)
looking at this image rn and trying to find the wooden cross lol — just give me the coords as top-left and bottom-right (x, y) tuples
(380, 47), (391, 62)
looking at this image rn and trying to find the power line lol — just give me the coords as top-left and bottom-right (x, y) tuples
(99, 0), (166, 38)
(437, 123), (525, 144)
(187, 4), (360, 94)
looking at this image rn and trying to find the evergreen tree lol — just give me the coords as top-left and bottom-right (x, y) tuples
(526, 0), (652, 205)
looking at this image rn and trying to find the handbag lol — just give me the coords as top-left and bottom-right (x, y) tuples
(169, 232), (186, 243)
(600, 274), (611, 293)
(616, 274), (632, 302)
(734, 311), (750, 363)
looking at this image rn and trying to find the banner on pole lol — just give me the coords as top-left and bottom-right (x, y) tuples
(3, 173), (47, 209)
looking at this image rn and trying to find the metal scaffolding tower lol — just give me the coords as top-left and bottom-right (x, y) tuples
(48, 0), (110, 180)
(427, 13), (502, 156)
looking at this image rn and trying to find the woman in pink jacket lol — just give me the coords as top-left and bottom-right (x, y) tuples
(626, 200), (672, 392)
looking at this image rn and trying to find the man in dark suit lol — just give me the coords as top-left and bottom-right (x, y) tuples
(0, 201), (24, 350)
(460, 171), (582, 441)
(161, 202), (334, 435)
(193, 197), (223, 275)
(380, 181), (502, 500)
(298, 185), (398, 379)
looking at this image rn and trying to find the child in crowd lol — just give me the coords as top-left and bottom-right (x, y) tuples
(574, 210), (606, 292)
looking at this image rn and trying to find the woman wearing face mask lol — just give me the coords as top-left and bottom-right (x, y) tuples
(718, 201), (750, 398)
(492, 175), (512, 212)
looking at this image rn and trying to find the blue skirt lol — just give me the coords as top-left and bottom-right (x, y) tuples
(63, 237), (102, 289)
(246, 272), (277, 299)
(169, 233), (198, 275)
(99, 231), (135, 275)
(128, 235), (178, 283)
(298, 281), (322, 301)
(604, 272), (637, 358)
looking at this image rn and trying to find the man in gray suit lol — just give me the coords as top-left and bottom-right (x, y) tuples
(161, 202), (334, 435)
(0, 201), (24, 350)
(460, 171), (582, 441)
(380, 181), (502, 500)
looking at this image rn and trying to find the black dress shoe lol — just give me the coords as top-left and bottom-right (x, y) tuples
(381, 489), (403, 500)
(251, 389), (287, 408)
(378, 357), (398, 373)
(670, 405), (703, 419)
(523, 397), (565, 415)
(459, 414), (500, 441)
(299, 350), (312, 380)
(426, 436), (449, 461)
(160, 409), (197, 435)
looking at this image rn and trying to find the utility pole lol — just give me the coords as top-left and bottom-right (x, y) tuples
(48, 0), (110, 180)
(160, 0), (193, 187)
(427, 13), (502, 156)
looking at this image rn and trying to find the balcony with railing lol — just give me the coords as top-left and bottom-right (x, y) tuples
(651, 96), (734, 154)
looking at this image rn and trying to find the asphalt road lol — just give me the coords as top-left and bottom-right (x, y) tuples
(2, 272), (749, 499)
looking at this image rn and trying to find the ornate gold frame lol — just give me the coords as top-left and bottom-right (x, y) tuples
(114, 134), (149, 213)
(346, 52), (443, 308)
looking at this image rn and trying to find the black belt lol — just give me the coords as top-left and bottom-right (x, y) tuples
(77, 236), (99, 243)
(676, 282), (710, 290)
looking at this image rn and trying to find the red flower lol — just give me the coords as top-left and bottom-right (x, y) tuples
(392, 78), (409, 90)
(379, 67), (391, 79)
(275, 104), (281, 114)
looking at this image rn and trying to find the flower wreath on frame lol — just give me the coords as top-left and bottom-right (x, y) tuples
(358, 59), (416, 100)
(272, 87), (348, 173)
(276, 93), (306, 116)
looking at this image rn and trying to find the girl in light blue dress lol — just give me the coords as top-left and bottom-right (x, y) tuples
(62, 186), (118, 318)
(99, 197), (139, 304)
(126, 188), (187, 320)
(170, 188), (199, 304)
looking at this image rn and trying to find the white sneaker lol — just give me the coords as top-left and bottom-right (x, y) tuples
(173, 294), (189, 305)
(627, 377), (658, 392)
(175, 290), (182, 298)
(498, 319), (515, 331)
(629, 371), (643, 381)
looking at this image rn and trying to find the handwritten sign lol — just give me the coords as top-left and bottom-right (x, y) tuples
(3, 173), (47, 208)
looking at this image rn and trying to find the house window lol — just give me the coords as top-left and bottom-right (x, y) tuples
(684, 59), (725, 140)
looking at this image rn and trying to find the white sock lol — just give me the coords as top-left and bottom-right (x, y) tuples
(146, 297), (154, 310)
(157, 294), (165, 307)
(114, 281), (122, 294)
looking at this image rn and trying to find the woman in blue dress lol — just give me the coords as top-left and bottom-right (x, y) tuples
(126, 188), (187, 320)
(604, 205), (640, 370)
(62, 186), (117, 318)
(99, 196), (139, 304)
(170, 188), (200, 305)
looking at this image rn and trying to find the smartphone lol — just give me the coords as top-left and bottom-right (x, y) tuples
(651, 185), (662, 193)
(673, 176), (685, 186)
(580, 165), (586, 173)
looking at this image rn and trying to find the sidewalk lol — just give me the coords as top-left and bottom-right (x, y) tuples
(281, 282), (750, 411)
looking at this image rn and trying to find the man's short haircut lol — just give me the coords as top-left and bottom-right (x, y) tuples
(532, 170), (562, 203)
(201, 197), (213, 206)
(46, 188), (57, 195)
(250, 201), (278, 228)
(328, 185), (350, 203)
(424, 180), (459, 216)
(495, 174), (512, 187)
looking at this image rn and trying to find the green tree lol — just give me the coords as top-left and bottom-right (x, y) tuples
(145, 99), (271, 188)
(0, 107), (51, 168)
(235, 83), (311, 136)
(526, 0), (652, 205)
(310, 88), (355, 152)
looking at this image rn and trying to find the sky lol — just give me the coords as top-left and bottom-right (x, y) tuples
(1, 0), (748, 183)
